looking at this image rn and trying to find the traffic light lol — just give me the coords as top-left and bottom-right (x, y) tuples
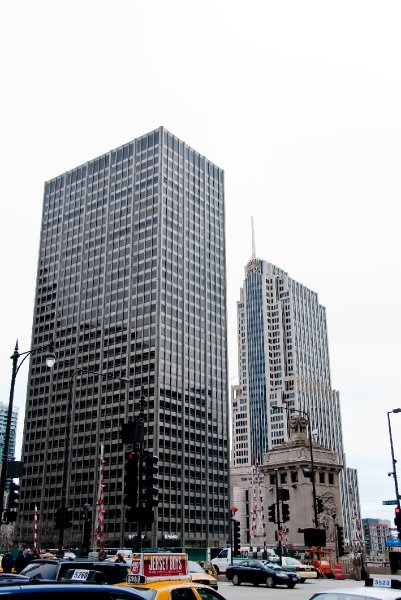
(55, 508), (64, 529)
(278, 488), (289, 501)
(8, 481), (20, 509)
(268, 503), (276, 523)
(64, 508), (73, 529)
(233, 519), (241, 556)
(337, 525), (345, 557)
(124, 450), (139, 510)
(317, 496), (324, 514)
(281, 502), (290, 523)
(394, 507), (401, 533)
(142, 452), (159, 509)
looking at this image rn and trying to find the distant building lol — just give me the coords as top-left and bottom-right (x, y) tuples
(231, 249), (362, 547)
(0, 402), (18, 465)
(362, 518), (391, 555)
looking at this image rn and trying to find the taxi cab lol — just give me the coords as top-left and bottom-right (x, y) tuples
(309, 577), (401, 600)
(116, 552), (227, 600)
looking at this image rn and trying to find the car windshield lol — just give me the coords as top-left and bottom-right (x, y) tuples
(260, 560), (282, 570)
(284, 557), (302, 566)
(20, 561), (58, 579)
(188, 562), (207, 574)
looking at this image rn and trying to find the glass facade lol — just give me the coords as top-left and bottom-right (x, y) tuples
(20, 127), (229, 547)
(233, 257), (343, 466)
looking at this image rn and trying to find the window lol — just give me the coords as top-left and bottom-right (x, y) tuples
(171, 588), (197, 600)
(195, 589), (226, 600)
(291, 471), (298, 483)
(319, 472), (325, 484)
(328, 473), (334, 485)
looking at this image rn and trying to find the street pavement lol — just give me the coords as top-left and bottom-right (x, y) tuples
(217, 576), (367, 600)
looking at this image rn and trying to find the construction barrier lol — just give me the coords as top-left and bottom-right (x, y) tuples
(334, 564), (344, 579)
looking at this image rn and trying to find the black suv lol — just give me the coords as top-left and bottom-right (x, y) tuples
(18, 559), (129, 585)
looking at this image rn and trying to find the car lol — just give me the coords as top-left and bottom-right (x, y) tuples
(211, 546), (279, 574)
(280, 556), (318, 582)
(309, 577), (401, 600)
(225, 558), (299, 588)
(187, 561), (218, 590)
(18, 558), (130, 585)
(118, 552), (228, 599)
(119, 579), (228, 600)
(0, 581), (151, 598)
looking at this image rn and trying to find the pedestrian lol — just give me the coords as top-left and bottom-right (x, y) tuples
(114, 552), (126, 563)
(23, 547), (34, 567)
(1, 552), (15, 573)
(15, 550), (26, 573)
(98, 548), (106, 561)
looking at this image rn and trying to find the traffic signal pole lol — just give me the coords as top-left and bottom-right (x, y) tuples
(275, 471), (282, 556)
(387, 409), (401, 511)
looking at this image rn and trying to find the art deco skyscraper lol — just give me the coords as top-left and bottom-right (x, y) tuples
(20, 127), (229, 547)
(231, 250), (360, 542)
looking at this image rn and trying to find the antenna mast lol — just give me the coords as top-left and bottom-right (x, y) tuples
(251, 216), (256, 259)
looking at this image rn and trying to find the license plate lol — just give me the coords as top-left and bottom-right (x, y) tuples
(70, 570), (90, 581)
(373, 578), (391, 588)
(127, 574), (145, 584)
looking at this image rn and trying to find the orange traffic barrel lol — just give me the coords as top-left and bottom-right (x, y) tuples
(334, 564), (343, 579)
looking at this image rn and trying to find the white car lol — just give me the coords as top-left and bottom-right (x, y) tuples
(280, 556), (318, 582)
(310, 578), (401, 600)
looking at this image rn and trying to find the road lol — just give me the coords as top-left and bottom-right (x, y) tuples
(217, 576), (365, 600)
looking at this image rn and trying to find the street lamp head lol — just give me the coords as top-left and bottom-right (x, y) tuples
(45, 351), (56, 369)
(392, 408), (401, 414)
(44, 341), (56, 368)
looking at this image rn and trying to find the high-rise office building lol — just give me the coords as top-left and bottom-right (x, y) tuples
(231, 250), (361, 543)
(20, 127), (229, 547)
(0, 403), (18, 479)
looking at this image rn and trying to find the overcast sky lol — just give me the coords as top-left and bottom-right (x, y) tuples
(1, 0), (400, 522)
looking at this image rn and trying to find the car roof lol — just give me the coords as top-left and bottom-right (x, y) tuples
(119, 580), (212, 592)
(0, 582), (149, 596)
(311, 587), (401, 600)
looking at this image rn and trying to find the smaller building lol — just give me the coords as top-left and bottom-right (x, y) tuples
(231, 415), (343, 550)
(362, 518), (391, 556)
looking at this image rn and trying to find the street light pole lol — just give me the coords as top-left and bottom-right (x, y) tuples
(58, 368), (129, 555)
(273, 401), (318, 527)
(0, 340), (56, 521)
(296, 408), (318, 527)
(387, 408), (401, 510)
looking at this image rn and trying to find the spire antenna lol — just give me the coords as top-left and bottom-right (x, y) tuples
(251, 216), (256, 259)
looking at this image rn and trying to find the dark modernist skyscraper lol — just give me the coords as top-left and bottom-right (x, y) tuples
(20, 127), (229, 547)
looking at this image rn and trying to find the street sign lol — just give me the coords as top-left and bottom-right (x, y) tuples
(385, 539), (401, 547)
(382, 500), (398, 505)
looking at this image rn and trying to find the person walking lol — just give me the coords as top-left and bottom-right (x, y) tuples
(1, 552), (15, 573)
(15, 550), (26, 573)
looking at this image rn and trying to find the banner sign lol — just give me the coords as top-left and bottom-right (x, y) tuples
(143, 553), (187, 578)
